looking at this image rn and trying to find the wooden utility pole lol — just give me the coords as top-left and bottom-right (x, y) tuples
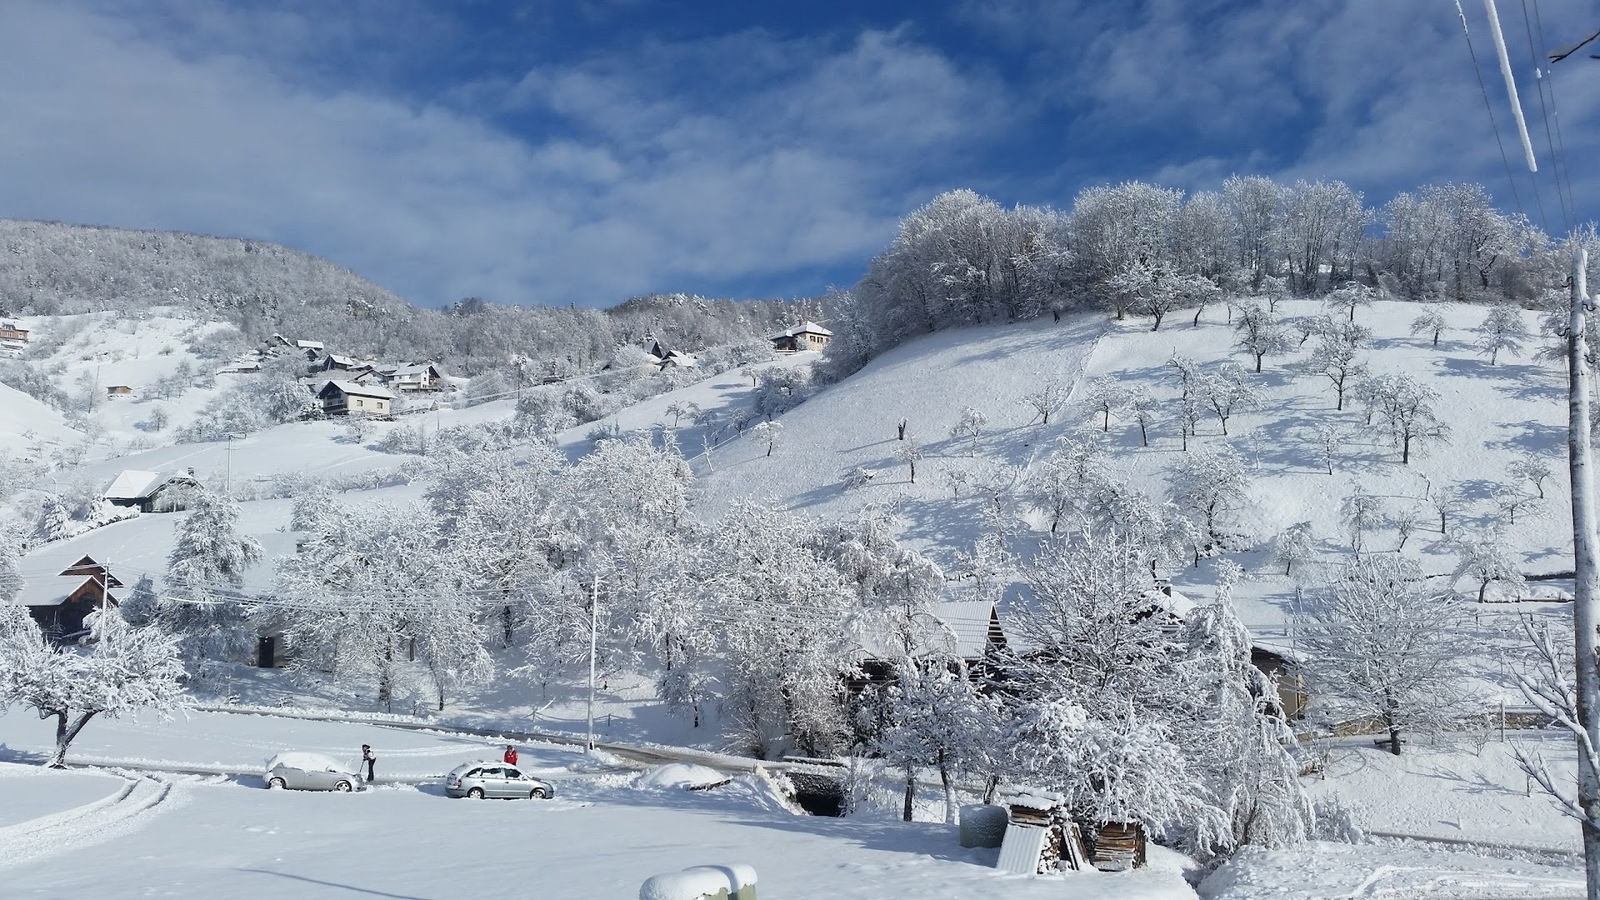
(1565, 248), (1600, 898)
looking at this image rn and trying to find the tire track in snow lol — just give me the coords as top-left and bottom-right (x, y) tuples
(0, 771), (179, 869)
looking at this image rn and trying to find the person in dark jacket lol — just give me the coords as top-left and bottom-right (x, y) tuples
(362, 744), (376, 782)
(502, 745), (518, 766)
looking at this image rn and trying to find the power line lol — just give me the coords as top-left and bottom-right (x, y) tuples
(1532, 0), (1583, 232)
(1520, 0), (1575, 235)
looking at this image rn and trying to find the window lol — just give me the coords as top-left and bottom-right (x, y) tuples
(481, 767), (503, 779)
(503, 767), (521, 779)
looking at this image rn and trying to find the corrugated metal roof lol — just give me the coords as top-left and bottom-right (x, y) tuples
(995, 824), (1048, 875)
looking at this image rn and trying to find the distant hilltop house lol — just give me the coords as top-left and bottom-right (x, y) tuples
(657, 350), (698, 371)
(105, 385), (133, 398)
(318, 380), (395, 416)
(218, 352), (263, 375)
(377, 362), (445, 391)
(20, 554), (122, 644)
(104, 468), (203, 513)
(770, 321), (833, 353)
(296, 339), (326, 359)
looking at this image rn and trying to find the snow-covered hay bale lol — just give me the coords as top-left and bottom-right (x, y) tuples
(959, 804), (1009, 848)
(634, 763), (730, 791)
(639, 864), (757, 900)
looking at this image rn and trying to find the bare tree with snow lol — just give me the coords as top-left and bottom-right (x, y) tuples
(1272, 522), (1315, 576)
(1315, 423), (1341, 475)
(1510, 452), (1556, 499)
(1019, 376), (1070, 426)
(752, 420), (782, 457)
(1371, 374), (1450, 464)
(1200, 363), (1258, 436)
(1340, 485), (1383, 553)
(1296, 554), (1470, 755)
(1234, 301), (1294, 373)
(1081, 378), (1122, 432)
(1452, 532), (1526, 602)
(1308, 318), (1370, 411)
(1167, 447), (1251, 549)
(1474, 303), (1530, 365)
(1128, 386), (1160, 447)
(949, 406), (988, 455)
(1409, 305), (1448, 348)
(894, 437), (924, 483)
(1326, 281), (1376, 323)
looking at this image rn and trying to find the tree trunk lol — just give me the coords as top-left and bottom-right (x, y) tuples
(1101, 409), (1110, 431)
(49, 710), (97, 768)
(1138, 422), (1149, 447)
(940, 762), (956, 825)
(903, 768), (916, 822)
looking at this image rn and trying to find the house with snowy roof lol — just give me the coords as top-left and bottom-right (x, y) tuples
(317, 381), (394, 416)
(313, 353), (371, 373)
(376, 362), (444, 391)
(103, 469), (202, 513)
(20, 554), (123, 643)
(851, 599), (1009, 691)
(769, 321), (833, 353)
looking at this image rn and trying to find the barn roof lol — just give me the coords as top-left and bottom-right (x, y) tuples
(387, 362), (439, 377)
(15, 554), (122, 608)
(296, 340), (324, 350)
(104, 470), (164, 500)
(861, 600), (1000, 661)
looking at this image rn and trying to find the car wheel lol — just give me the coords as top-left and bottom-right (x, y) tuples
(334, 780), (353, 792)
(467, 787), (485, 799)
(530, 787), (548, 799)
(267, 777), (287, 790)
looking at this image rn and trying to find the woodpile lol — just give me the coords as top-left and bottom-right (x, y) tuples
(999, 789), (1090, 873)
(1089, 821), (1147, 872)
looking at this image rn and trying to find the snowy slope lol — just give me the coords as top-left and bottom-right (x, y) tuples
(698, 301), (1570, 641)
(0, 381), (81, 458)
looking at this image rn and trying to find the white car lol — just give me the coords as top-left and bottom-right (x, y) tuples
(263, 751), (365, 792)
(445, 761), (555, 800)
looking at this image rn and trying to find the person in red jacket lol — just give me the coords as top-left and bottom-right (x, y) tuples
(502, 745), (518, 766)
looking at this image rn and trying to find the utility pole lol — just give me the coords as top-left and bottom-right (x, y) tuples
(587, 574), (599, 752)
(1565, 247), (1600, 898)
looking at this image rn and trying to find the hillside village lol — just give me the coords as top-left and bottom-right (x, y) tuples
(1, 2), (1599, 895)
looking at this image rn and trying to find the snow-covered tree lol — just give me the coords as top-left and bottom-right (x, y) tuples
(1315, 423), (1341, 475)
(1296, 554), (1469, 755)
(1452, 532), (1526, 602)
(1128, 386), (1160, 447)
(949, 406), (988, 455)
(1081, 378), (1122, 432)
(894, 437), (924, 483)
(872, 660), (1000, 823)
(1182, 564), (1313, 850)
(1370, 374), (1449, 464)
(1308, 318), (1370, 410)
(34, 494), (78, 544)
(1234, 301), (1294, 373)
(161, 488), (263, 666)
(1389, 503), (1423, 550)
(1273, 523), (1315, 576)
(1200, 363), (1258, 436)
(1493, 483), (1542, 526)
(1339, 485), (1383, 553)
(1020, 376), (1070, 426)
(1473, 303), (1530, 365)
(1409, 305), (1448, 348)
(1509, 452), (1555, 499)
(752, 420), (782, 458)
(0, 607), (186, 767)
(1430, 481), (1466, 536)
(1326, 281), (1376, 323)
(1167, 447), (1251, 547)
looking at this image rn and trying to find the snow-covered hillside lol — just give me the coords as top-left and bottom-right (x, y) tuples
(701, 299), (1571, 643)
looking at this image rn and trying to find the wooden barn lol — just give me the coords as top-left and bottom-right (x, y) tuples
(104, 469), (203, 513)
(19, 555), (123, 643)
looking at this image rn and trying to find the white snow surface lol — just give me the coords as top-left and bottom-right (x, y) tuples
(634, 763), (728, 790)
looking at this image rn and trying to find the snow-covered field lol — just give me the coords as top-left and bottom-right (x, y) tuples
(0, 710), (1199, 899)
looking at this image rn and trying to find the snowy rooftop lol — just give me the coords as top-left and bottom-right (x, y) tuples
(295, 340), (324, 350)
(103, 469), (164, 500)
(860, 600), (996, 660)
(323, 381), (396, 400)
(769, 321), (833, 339)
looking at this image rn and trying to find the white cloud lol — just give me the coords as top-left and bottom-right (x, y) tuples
(0, 3), (1010, 305)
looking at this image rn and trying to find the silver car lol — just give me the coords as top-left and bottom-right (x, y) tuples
(263, 751), (364, 792)
(445, 761), (555, 800)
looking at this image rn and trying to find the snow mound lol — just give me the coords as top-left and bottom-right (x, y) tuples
(639, 864), (757, 900)
(633, 763), (728, 790)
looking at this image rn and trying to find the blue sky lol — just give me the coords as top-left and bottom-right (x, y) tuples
(0, 1), (1594, 308)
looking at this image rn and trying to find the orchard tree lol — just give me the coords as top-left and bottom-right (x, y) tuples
(1371, 374), (1449, 464)
(1272, 523), (1315, 576)
(1296, 554), (1469, 755)
(1452, 532), (1525, 602)
(1409, 305), (1448, 347)
(1200, 363), (1258, 436)
(1339, 485), (1383, 553)
(872, 660), (999, 823)
(949, 406), (988, 455)
(1326, 281), (1376, 323)
(1020, 377), (1070, 426)
(1167, 447), (1251, 547)
(1308, 318), (1370, 410)
(752, 420), (782, 457)
(1081, 378), (1122, 432)
(1474, 303), (1530, 364)
(1509, 452), (1554, 499)
(1128, 386), (1160, 447)
(895, 437), (925, 483)
(1235, 301), (1294, 372)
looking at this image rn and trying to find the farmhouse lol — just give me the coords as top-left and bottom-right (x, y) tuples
(378, 362), (444, 391)
(317, 381), (394, 416)
(770, 321), (833, 353)
(20, 555), (122, 643)
(105, 385), (133, 398)
(657, 350), (698, 371)
(853, 600), (1009, 690)
(103, 469), (202, 513)
(0, 321), (29, 343)
(296, 339), (325, 360)
(314, 353), (370, 373)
